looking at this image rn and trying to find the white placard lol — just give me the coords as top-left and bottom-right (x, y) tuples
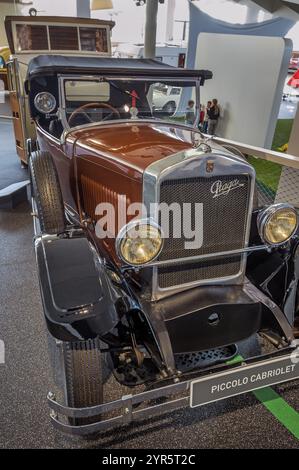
(195, 33), (292, 148)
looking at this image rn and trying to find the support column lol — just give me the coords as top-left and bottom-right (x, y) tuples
(144, 0), (159, 59)
(166, 0), (176, 43)
(76, 0), (91, 18)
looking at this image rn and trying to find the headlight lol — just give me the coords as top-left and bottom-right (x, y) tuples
(116, 220), (163, 266)
(34, 92), (56, 114)
(258, 204), (298, 245)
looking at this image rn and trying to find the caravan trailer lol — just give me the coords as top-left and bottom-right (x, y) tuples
(5, 15), (114, 164)
(114, 43), (187, 68)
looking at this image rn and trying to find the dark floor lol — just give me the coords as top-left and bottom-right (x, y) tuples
(0, 120), (298, 449)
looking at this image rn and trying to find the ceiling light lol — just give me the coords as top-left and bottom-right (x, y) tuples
(91, 0), (113, 10)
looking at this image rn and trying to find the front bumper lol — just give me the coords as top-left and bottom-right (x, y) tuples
(48, 342), (299, 436)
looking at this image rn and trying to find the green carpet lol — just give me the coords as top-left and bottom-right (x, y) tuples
(248, 119), (294, 194)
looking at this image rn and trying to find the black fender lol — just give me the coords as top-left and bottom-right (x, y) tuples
(35, 232), (137, 341)
(248, 210), (299, 325)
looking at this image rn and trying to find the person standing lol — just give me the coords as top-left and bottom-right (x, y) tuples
(199, 104), (205, 129)
(202, 101), (211, 133)
(185, 100), (196, 126)
(207, 98), (220, 135)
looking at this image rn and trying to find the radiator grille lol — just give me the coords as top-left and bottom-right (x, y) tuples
(81, 174), (131, 225)
(158, 175), (250, 289)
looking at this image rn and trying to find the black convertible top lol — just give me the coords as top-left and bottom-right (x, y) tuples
(27, 55), (213, 83)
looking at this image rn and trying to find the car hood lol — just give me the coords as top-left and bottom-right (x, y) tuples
(68, 121), (196, 176)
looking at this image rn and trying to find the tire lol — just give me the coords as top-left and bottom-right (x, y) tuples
(63, 339), (104, 427)
(163, 101), (176, 116)
(29, 150), (66, 234)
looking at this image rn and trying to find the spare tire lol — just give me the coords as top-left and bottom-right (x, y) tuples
(29, 150), (66, 234)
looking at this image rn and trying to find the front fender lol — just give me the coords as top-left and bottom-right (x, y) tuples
(35, 232), (136, 341)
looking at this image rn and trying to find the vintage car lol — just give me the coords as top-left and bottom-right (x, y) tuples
(24, 54), (299, 436)
(152, 84), (182, 115)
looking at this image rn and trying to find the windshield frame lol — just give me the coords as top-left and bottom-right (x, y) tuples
(58, 74), (201, 132)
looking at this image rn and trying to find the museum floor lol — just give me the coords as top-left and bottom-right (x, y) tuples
(0, 118), (299, 449)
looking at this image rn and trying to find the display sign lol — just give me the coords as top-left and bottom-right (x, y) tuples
(191, 352), (299, 408)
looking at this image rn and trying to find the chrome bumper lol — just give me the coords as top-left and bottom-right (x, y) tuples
(48, 342), (299, 437)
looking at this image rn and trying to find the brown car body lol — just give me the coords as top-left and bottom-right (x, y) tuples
(37, 121), (195, 263)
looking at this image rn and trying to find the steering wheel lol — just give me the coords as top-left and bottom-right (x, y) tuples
(68, 102), (120, 127)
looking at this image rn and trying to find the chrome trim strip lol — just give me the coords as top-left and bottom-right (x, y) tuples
(142, 145), (256, 300)
(120, 244), (277, 271)
(60, 119), (204, 145)
(36, 121), (60, 145)
(31, 197), (41, 238)
(58, 75), (69, 131)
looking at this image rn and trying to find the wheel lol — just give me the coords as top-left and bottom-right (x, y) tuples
(163, 101), (176, 116)
(29, 150), (66, 234)
(63, 339), (104, 427)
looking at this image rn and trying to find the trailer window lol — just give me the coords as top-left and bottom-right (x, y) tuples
(14, 23), (109, 54)
(170, 88), (181, 96)
(49, 26), (79, 51)
(79, 27), (108, 53)
(16, 24), (48, 51)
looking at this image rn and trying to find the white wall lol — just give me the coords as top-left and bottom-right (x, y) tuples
(0, 2), (25, 45)
(196, 33), (292, 148)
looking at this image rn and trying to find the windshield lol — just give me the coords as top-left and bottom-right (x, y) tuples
(62, 78), (199, 129)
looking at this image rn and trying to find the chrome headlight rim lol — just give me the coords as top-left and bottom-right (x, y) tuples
(116, 219), (164, 267)
(258, 203), (298, 246)
(34, 92), (57, 114)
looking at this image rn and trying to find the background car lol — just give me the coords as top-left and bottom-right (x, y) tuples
(152, 84), (182, 115)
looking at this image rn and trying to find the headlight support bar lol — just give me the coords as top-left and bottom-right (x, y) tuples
(120, 243), (287, 271)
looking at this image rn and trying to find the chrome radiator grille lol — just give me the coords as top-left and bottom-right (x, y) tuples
(158, 175), (250, 289)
